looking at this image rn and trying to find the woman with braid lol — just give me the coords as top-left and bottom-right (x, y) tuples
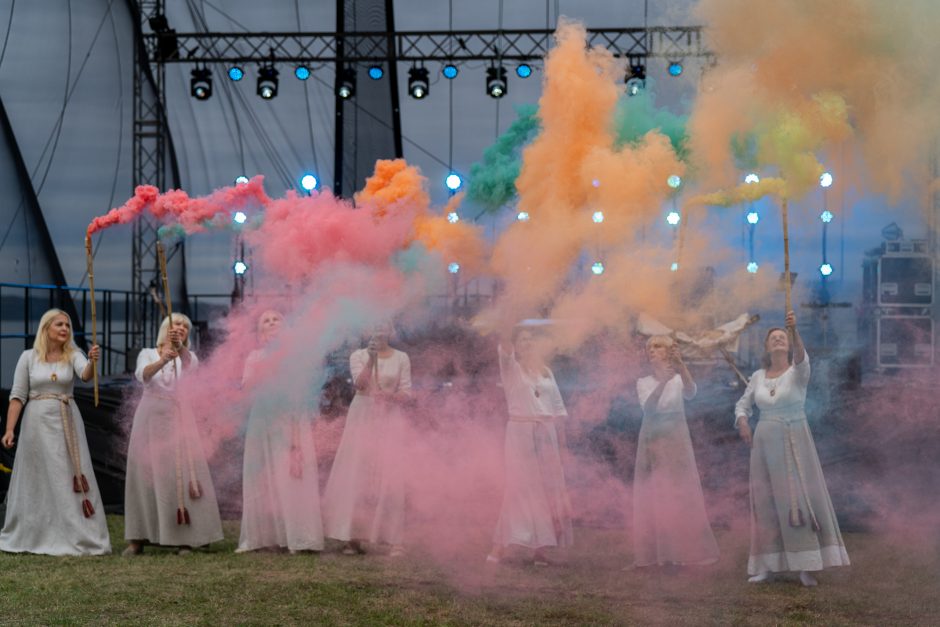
(0, 308), (111, 555)
(123, 314), (223, 556)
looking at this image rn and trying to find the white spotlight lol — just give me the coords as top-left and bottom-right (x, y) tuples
(233, 211), (247, 225)
(666, 211), (681, 226)
(820, 172), (833, 188)
(592, 211), (604, 224)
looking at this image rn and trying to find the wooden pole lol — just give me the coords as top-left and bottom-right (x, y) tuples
(84, 235), (99, 407)
(782, 197), (792, 314)
(156, 241), (173, 320)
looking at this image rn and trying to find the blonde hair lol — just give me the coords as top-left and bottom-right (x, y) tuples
(646, 335), (675, 352)
(156, 313), (193, 349)
(33, 308), (77, 363)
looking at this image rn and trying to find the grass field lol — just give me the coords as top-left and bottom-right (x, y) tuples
(0, 516), (937, 626)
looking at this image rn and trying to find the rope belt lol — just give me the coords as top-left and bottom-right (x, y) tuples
(28, 393), (95, 518)
(144, 385), (201, 524)
(760, 414), (821, 532)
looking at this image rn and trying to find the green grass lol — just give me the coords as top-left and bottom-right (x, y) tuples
(0, 517), (936, 625)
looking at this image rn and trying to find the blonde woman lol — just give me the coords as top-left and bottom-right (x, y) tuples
(323, 323), (412, 557)
(0, 308), (111, 555)
(735, 311), (849, 586)
(237, 310), (324, 553)
(631, 335), (718, 569)
(123, 314), (223, 556)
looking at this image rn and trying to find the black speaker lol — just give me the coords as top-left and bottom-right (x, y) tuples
(878, 255), (933, 306)
(877, 316), (934, 367)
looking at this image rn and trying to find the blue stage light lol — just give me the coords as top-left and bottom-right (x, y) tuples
(820, 210), (833, 223)
(442, 64), (458, 79)
(368, 65), (384, 80)
(445, 173), (462, 191)
(668, 61), (683, 77)
(448, 262), (460, 274)
(516, 63), (533, 78)
(295, 65), (311, 80)
(300, 174), (318, 191)
(228, 66), (244, 82)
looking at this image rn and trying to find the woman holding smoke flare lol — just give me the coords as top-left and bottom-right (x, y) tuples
(237, 310), (324, 553)
(487, 324), (572, 567)
(0, 308), (111, 556)
(735, 311), (849, 586)
(323, 322), (412, 557)
(630, 335), (719, 568)
(123, 314), (223, 556)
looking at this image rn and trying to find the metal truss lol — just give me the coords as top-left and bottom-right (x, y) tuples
(144, 26), (710, 64)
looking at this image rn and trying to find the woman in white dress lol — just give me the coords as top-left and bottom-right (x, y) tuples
(735, 311), (849, 586)
(322, 323), (411, 556)
(0, 308), (111, 556)
(632, 335), (718, 568)
(487, 326), (572, 566)
(123, 314), (223, 555)
(237, 310), (324, 553)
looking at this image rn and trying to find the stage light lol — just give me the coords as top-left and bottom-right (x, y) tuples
(442, 63), (458, 79)
(368, 65), (384, 80)
(747, 261), (759, 273)
(820, 172), (833, 188)
(448, 262), (460, 274)
(820, 210), (833, 223)
(300, 174), (318, 191)
(190, 68), (212, 100)
(744, 173), (760, 184)
(257, 65), (279, 100)
(746, 211), (760, 224)
(591, 262), (605, 275)
(820, 263), (833, 277)
(294, 65), (311, 80)
(666, 211), (681, 226)
(234, 175), (250, 185)
(670, 262), (679, 272)
(592, 211), (604, 224)
(233, 260), (249, 276)
(592, 178), (600, 188)
(516, 211), (530, 222)
(625, 58), (646, 96)
(445, 173), (462, 191)
(447, 212), (460, 224)
(516, 63), (533, 78)
(233, 211), (247, 225)
(668, 61), (683, 77)
(667, 174), (682, 189)
(408, 66), (430, 99)
(228, 66), (244, 82)
(486, 66), (508, 99)
(337, 66), (356, 99)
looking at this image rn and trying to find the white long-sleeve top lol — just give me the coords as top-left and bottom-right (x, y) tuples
(734, 349), (810, 425)
(135, 347), (199, 393)
(498, 344), (567, 418)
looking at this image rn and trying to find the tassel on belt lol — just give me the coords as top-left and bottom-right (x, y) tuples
(760, 414), (820, 532)
(28, 393), (95, 518)
(143, 389), (201, 525)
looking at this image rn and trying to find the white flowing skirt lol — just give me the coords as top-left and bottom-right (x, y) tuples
(322, 394), (407, 546)
(493, 418), (573, 550)
(0, 399), (111, 556)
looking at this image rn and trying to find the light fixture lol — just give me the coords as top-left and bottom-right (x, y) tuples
(516, 211), (530, 222)
(746, 211), (760, 224)
(190, 67), (212, 100)
(300, 174), (318, 191)
(337, 66), (356, 99)
(448, 262), (460, 274)
(625, 58), (646, 96)
(232, 211), (247, 225)
(234, 175), (250, 185)
(228, 66), (244, 82)
(670, 262), (679, 272)
(447, 212), (460, 224)
(668, 61), (683, 77)
(444, 173), (462, 191)
(257, 65), (279, 100)
(486, 66), (508, 99)
(820, 263), (833, 277)
(408, 66), (430, 99)
(442, 63), (458, 79)
(820, 210), (834, 223)
(592, 211), (604, 224)
(744, 173), (760, 184)
(667, 174), (682, 189)
(516, 63), (533, 78)
(820, 172), (833, 188)
(233, 260), (249, 276)
(294, 65), (311, 80)
(666, 211), (681, 226)
(747, 261), (759, 274)
(591, 262), (605, 275)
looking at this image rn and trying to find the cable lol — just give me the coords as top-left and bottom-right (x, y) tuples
(0, 0), (15, 71)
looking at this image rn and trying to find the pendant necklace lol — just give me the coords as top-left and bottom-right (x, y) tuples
(50, 359), (60, 382)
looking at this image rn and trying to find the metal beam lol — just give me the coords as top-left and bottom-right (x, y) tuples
(144, 27), (710, 64)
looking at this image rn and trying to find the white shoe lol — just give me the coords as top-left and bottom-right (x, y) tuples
(748, 572), (771, 583)
(799, 571), (818, 587)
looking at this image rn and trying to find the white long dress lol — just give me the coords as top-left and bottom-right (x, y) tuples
(123, 348), (223, 547)
(633, 375), (719, 566)
(0, 350), (111, 555)
(237, 349), (324, 552)
(322, 348), (411, 546)
(492, 345), (573, 550)
(735, 350), (850, 575)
